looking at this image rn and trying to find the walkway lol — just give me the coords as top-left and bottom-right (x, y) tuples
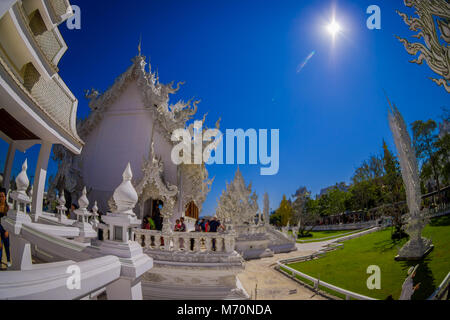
(237, 241), (333, 300)
(237, 229), (377, 300)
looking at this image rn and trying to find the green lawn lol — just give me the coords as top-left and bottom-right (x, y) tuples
(287, 216), (450, 300)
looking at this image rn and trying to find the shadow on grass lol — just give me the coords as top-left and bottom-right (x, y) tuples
(429, 215), (450, 227)
(373, 236), (406, 253)
(398, 258), (436, 300)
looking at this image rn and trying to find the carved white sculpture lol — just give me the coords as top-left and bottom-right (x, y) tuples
(134, 143), (178, 234)
(387, 99), (433, 259)
(216, 167), (259, 227)
(396, 0), (450, 92)
(103, 163), (141, 242)
(91, 201), (100, 229)
(56, 190), (67, 222)
(7, 159), (32, 221)
(113, 163), (138, 216)
(74, 186), (97, 241)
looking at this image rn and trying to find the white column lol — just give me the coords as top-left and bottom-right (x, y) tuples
(3, 141), (16, 190)
(31, 141), (52, 220)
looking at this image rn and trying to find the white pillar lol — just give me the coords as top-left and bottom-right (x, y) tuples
(31, 141), (52, 220)
(3, 141), (16, 190)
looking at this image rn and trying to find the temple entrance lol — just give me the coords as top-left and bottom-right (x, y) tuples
(143, 198), (164, 230)
(185, 201), (199, 220)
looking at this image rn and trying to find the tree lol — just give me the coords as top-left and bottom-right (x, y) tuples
(436, 133), (450, 186)
(292, 188), (317, 236)
(291, 187), (309, 224)
(274, 195), (293, 226)
(269, 210), (281, 226)
(381, 140), (407, 239)
(412, 119), (441, 192)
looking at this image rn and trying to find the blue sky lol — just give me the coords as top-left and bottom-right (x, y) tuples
(1, 0), (448, 215)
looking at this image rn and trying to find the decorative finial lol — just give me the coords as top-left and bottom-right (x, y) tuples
(59, 190), (66, 206)
(92, 200), (98, 215)
(138, 34), (142, 56)
(123, 162), (132, 181)
(78, 186), (89, 209)
(16, 159), (29, 193)
(113, 162), (138, 214)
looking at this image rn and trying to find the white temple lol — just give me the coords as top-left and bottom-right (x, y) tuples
(0, 0), (290, 300)
(49, 51), (216, 231)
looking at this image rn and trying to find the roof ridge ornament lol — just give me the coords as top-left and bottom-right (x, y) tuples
(138, 34), (142, 57)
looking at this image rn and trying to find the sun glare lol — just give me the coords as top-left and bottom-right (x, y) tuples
(327, 20), (341, 37)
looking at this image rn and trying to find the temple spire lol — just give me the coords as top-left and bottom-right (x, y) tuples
(138, 34), (142, 56)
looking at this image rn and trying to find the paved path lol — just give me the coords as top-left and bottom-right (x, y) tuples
(237, 241), (333, 300)
(237, 229), (376, 300)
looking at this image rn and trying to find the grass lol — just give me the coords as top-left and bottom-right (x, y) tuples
(287, 216), (450, 300)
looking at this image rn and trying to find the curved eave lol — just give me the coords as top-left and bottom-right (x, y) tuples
(0, 56), (83, 154)
(21, 0), (69, 67)
(43, 0), (73, 26)
(10, 3), (58, 80)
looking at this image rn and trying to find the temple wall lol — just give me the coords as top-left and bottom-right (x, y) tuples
(80, 80), (177, 213)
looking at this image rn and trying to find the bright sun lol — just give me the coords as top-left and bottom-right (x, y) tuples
(327, 20), (341, 37)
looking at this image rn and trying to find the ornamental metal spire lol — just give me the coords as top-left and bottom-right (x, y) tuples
(386, 95), (433, 260)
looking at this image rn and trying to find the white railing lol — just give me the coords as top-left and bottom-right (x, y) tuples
(426, 203), (450, 218)
(311, 220), (378, 231)
(134, 229), (235, 254)
(276, 262), (375, 300)
(428, 271), (450, 300)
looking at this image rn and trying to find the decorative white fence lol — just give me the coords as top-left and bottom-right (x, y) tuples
(311, 220), (379, 231)
(276, 262), (375, 300)
(428, 271), (450, 300)
(134, 229), (236, 254)
(426, 203), (450, 219)
(276, 227), (381, 300)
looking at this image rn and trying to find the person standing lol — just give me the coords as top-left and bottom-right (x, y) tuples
(69, 204), (78, 220)
(179, 217), (186, 232)
(0, 188), (11, 268)
(208, 216), (220, 232)
(208, 217), (220, 251)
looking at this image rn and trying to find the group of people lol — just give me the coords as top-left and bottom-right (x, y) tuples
(142, 215), (226, 233)
(174, 217), (186, 232)
(194, 216), (225, 233)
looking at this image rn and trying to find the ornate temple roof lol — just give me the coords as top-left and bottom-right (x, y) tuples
(77, 53), (199, 141)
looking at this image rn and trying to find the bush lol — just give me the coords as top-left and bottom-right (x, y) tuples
(298, 232), (313, 238)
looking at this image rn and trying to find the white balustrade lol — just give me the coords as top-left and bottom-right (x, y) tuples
(134, 229), (235, 254)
